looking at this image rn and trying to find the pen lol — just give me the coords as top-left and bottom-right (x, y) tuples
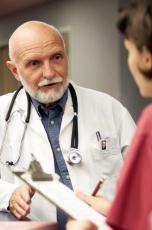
(96, 131), (101, 142)
(91, 177), (105, 196)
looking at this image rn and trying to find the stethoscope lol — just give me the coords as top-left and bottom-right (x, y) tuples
(0, 83), (82, 166)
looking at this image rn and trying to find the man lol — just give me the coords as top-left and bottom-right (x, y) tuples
(0, 21), (135, 228)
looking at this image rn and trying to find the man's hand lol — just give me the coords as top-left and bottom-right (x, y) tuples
(9, 184), (35, 219)
(76, 191), (111, 216)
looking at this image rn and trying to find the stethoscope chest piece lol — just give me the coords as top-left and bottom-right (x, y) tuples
(67, 148), (82, 165)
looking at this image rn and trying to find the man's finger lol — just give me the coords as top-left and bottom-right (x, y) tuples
(20, 186), (33, 203)
(10, 199), (30, 219)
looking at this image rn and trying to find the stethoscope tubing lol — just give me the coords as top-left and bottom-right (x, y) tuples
(0, 83), (80, 166)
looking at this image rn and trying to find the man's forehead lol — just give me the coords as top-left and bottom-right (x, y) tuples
(17, 36), (63, 48)
(14, 40), (65, 61)
(10, 28), (64, 61)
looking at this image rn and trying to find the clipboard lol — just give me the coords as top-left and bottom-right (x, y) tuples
(13, 171), (106, 229)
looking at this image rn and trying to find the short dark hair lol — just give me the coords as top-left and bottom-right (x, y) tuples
(117, 0), (152, 53)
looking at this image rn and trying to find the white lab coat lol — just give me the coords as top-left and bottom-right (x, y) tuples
(0, 82), (135, 221)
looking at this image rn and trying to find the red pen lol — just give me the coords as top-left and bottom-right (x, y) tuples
(91, 178), (105, 196)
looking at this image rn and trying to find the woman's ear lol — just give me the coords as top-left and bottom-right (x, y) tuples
(141, 46), (152, 71)
(6, 61), (20, 81)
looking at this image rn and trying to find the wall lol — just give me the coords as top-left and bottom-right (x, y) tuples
(2, 0), (146, 121)
(0, 0), (120, 98)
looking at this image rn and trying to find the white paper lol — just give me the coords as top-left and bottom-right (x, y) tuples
(18, 173), (108, 229)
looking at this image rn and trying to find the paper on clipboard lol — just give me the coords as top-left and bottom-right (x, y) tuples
(14, 172), (106, 229)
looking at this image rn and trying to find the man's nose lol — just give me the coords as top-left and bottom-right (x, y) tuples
(43, 63), (55, 79)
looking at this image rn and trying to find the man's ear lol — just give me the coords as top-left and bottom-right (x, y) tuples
(141, 46), (152, 71)
(6, 61), (20, 81)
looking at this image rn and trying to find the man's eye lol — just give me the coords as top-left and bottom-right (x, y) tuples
(27, 60), (40, 67)
(30, 60), (39, 66)
(53, 54), (62, 60)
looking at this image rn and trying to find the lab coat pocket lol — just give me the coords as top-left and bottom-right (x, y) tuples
(91, 145), (123, 177)
(91, 146), (124, 199)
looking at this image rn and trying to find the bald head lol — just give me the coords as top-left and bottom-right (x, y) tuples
(9, 21), (65, 62)
(6, 20), (69, 105)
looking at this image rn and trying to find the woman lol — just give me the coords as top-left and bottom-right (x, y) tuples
(67, 0), (152, 229)
(107, 0), (152, 229)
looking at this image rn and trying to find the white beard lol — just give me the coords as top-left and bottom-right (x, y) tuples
(20, 76), (69, 104)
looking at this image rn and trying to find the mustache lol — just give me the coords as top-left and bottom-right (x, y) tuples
(38, 77), (63, 87)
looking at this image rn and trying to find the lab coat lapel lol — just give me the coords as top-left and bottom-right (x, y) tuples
(14, 89), (48, 142)
(60, 90), (74, 133)
(27, 107), (48, 141)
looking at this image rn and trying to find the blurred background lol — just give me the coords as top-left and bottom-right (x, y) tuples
(0, 0), (150, 121)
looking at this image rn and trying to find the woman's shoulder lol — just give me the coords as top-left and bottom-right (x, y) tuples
(137, 104), (152, 131)
(140, 104), (152, 118)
